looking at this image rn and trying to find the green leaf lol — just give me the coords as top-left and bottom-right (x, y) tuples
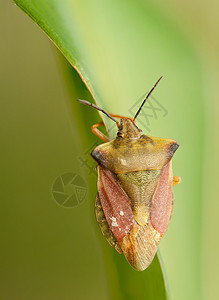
(12, 1), (204, 299)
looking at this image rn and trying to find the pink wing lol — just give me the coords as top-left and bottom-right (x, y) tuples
(150, 161), (173, 236)
(97, 166), (135, 242)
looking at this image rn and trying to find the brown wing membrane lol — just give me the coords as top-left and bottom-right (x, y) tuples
(150, 161), (173, 236)
(120, 222), (162, 271)
(97, 166), (135, 242)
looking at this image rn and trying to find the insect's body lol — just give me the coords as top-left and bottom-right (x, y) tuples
(92, 118), (178, 270)
(78, 77), (181, 271)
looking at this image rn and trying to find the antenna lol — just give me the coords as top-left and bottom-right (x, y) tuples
(133, 76), (163, 121)
(77, 99), (119, 125)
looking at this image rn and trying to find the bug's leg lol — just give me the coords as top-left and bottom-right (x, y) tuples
(169, 176), (180, 224)
(91, 122), (110, 142)
(110, 114), (126, 118)
(173, 176), (181, 186)
(110, 114), (134, 121)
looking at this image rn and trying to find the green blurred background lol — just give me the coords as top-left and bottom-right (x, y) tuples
(1, 1), (218, 299)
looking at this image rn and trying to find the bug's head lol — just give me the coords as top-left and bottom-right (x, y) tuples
(117, 117), (142, 139)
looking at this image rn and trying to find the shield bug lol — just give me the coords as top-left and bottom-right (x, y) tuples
(78, 77), (181, 271)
